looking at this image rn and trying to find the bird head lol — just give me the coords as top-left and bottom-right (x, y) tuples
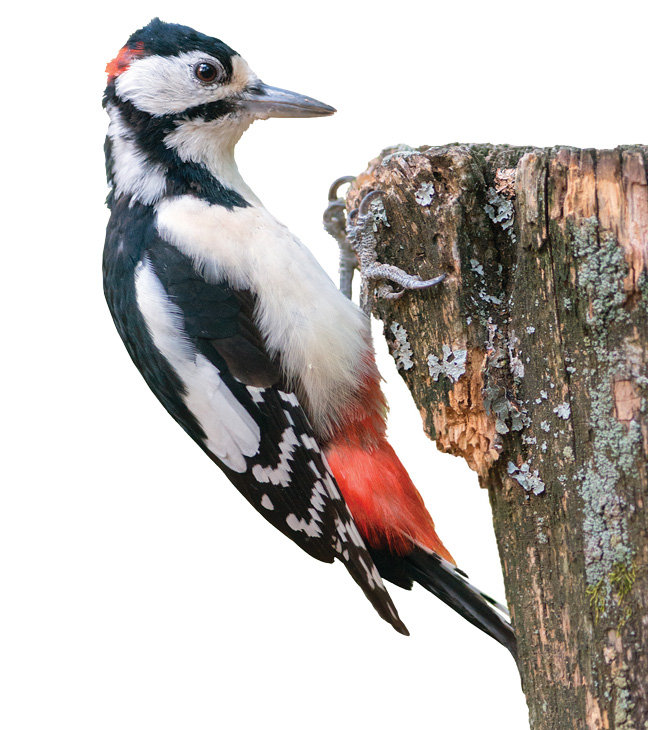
(105, 18), (334, 128)
(104, 19), (335, 206)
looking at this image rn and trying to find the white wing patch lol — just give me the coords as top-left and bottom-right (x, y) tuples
(251, 425), (299, 486)
(278, 391), (300, 407)
(246, 386), (266, 403)
(284, 478), (331, 539)
(300, 433), (320, 452)
(285, 513), (322, 538)
(260, 494), (274, 510)
(135, 257), (260, 472)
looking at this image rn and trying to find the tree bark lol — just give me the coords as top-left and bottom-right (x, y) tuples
(343, 144), (648, 730)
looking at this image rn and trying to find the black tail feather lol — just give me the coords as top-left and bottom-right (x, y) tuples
(371, 545), (518, 666)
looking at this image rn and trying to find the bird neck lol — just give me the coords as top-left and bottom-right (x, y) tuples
(105, 97), (259, 209)
(164, 115), (261, 206)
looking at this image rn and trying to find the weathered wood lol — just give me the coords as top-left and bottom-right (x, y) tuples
(344, 144), (648, 730)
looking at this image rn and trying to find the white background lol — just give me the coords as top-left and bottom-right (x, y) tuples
(2, 1), (645, 728)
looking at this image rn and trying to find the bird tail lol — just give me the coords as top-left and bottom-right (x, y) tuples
(326, 367), (517, 663)
(326, 435), (456, 562)
(373, 541), (518, 664)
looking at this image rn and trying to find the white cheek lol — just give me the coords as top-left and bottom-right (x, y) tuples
(116, 53), (206, 115)
(115, 52), (256, 116)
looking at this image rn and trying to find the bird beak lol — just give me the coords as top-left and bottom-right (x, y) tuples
(239, 82), (336, 119)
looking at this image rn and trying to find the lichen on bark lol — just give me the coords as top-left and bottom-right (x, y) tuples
(342, 144), (648, 730)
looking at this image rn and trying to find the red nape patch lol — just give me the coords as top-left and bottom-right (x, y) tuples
(105, 43), (145, 83)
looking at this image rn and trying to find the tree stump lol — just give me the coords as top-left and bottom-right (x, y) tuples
(343, 144), (648, 730)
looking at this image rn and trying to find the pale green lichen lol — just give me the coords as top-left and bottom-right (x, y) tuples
(507, 460), (545, 495)
(484, 187), (516, 243)
(414, 182), (435, 206)
(507, 331), (525, 381)
(570, 218), (640, 603)
(536, 516), (548, 544)
(578, 366), (641, 588)
(478, 290), (502, 306)
(553, 402), (571, 419)
(571, 217), (629, 331)
(484, 384), (530, 434)
(509, 352), (525, 381)
(613, 664), (636, 729)
(368, 197), (390, 232)
(427, 345), (467, 383)
(470, 259), (485, 276)
(390, 322), (414, 371)
(381, 144), (417, 166)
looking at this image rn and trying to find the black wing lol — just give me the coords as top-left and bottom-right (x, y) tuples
(103, 201), (407, 634)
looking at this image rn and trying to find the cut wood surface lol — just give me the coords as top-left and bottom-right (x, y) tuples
(343, 144), (648, 730)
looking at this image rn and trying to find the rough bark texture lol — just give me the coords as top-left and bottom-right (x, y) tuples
(344, 145), (648, 730)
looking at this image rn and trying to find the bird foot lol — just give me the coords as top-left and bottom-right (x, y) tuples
(324, 184), (446, 302)
(323, 176), (358, 299)
(346, 190), (445, 299)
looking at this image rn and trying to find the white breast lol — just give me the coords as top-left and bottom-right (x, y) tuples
(155, 196), (372, 436)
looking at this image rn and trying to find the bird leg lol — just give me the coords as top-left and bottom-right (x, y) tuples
(323, 176), (357, 299)
(324, 184), (445, 303)
(346, 190), (445, 301)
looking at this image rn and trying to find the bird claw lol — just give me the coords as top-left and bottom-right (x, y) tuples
(357, 189), (387, 217)
(328, 175), (356, 203)
(323, 184), (446, 303)
(349, 190), (446, 299)
(323, 176), (358, 299)
(363, 263), (446, 291)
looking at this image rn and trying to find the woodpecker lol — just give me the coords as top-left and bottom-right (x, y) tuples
(103, 18), (517, 661)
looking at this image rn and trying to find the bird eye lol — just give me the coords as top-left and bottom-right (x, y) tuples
(194, 62), (221, 84)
